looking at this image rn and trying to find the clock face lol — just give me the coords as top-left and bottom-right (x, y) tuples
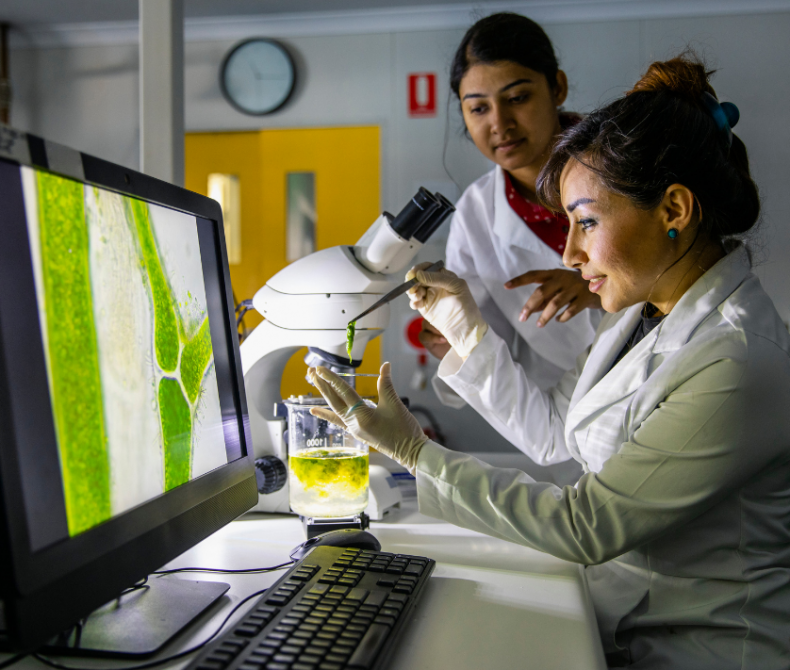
(220, 39), (296, 116)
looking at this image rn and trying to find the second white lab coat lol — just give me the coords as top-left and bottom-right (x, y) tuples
(437, 166), (600, 446)
(417, 245), (790, 669)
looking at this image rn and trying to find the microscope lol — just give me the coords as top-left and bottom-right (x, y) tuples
(240, 188), (454, 515)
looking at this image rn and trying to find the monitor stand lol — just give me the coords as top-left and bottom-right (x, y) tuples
(42, 577), (230, 658)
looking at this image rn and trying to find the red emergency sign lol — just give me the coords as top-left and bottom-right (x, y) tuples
(408, 73), (436, 117)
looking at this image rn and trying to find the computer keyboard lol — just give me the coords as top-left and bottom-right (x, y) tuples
(188, 546), (435, 670)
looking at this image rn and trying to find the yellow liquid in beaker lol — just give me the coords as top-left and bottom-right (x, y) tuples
(289, 447), (369, 518)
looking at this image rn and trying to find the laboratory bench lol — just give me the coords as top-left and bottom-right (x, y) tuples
(9, 476), (606, 670)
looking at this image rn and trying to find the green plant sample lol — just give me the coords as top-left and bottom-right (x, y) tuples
(346, 321), (356, 364)
(158, 377), (192, 491)
(37, 172), (111, 535)
(181, 317), (212, 404)
(128, 199), (180, 373)
(290, 448), (369, 498)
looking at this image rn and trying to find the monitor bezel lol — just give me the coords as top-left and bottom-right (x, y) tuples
(0, 128), (257, 647)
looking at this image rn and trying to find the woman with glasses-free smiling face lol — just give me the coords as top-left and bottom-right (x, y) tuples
(310, 55), (790, 668)
(422, 15), (601, 478)
(460, 61), (568, 193)
(559, 160), (725, 315)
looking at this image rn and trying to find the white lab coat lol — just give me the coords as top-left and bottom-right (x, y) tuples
(416, 245), (790, 669)
(437, 166), (600, 440)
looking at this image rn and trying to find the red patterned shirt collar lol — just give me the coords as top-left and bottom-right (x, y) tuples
(503, 170), (569, 256)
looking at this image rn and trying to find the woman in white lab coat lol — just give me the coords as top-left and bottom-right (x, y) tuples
(309, 56), (790, 669)
(428, 13), (600, 463)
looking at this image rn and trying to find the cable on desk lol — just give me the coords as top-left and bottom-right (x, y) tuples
(32, 587), (270, 670)
(152, 560), (294, 576)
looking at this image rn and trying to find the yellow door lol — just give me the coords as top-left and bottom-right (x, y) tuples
(185, 126), (381, 398)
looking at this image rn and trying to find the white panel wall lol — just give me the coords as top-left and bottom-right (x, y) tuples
(9, 11), (790, 464)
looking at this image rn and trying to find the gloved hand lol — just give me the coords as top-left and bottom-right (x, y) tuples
(307, 362), (428, 473)
(406, 262), (488, 359)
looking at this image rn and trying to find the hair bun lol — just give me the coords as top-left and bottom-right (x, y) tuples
(628, 52), (717, 105)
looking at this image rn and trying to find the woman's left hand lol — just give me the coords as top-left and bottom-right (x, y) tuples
(308, 362), (428, 472)
(505, 268), (601, 327)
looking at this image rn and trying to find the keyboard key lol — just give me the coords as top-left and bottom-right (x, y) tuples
(329, 585), (349, 595)
(337, 578), (357, 586)
(376, 577), (396, 587)
(266, 632), (289, 641)
(265, 595), (288, 606)
(379, 608), (400, 618)
(374, 615), (396, 627)
(364, 591), (388, 607)
(386, 593), (407, 604)
(330, 644), (354, 655)
(318, 663), (343, 670)
(384, 566), (403, 575)
(309, 584), (330, 595)
(279, 645), (301, 655)
(346, 623), (390, 669)
(346, 588), (369, 601)
(272, 654), (296, 664)
(292, 630), (313, 640)
(285, 639), (308, 648)
(292, 664), (315, 670)
(304, 646), (327, 657)
(325, 654), (349, 663)
(404, 564), (423, 576)
(299, 654), (323, 664)
(265, 664), (289, 670)
(393, 585), (413, 594)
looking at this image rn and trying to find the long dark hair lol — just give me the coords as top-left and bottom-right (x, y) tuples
(449, 13), (560, 98)
(537, 54), (760, 241)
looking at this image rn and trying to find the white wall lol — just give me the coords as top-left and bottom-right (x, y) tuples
(9, 11), (790, 462)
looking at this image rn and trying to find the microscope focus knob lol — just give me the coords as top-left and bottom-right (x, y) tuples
(254, 456), (287, 494)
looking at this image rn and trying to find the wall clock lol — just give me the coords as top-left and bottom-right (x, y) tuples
(220, 38), (296, 116)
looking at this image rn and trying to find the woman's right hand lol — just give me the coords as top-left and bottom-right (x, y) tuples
(418, 320), (451, 361)
(406, 262), (489, 360)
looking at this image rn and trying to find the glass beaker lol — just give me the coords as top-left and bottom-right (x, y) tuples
(286, 397), (369, 518)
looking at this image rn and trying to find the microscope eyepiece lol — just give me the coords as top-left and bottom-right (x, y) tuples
(390, 187), (439, 240)
(413, 192), (456, 243)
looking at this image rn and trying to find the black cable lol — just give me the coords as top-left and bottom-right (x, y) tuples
(152, 561), (294, 576)
(0, 652), (30, 670)
(32, 587), (270, 670)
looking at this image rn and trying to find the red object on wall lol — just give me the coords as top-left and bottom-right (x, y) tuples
(406, 316), (426, 350)
(408, 73), (436, 117)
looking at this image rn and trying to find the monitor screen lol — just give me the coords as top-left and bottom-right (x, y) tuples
(0, 129), (257, 650)
(20, 166), (235, 547)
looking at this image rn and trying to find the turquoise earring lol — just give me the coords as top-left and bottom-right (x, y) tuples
(668, 228), (679, 239)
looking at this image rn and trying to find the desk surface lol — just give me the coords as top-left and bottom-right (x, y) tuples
(13, 497), (606, 670)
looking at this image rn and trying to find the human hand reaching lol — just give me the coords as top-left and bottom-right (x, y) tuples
(505, 268), (601, 327)
(406, 262), (488, 359)
(418, 320), (451, 360)
(308, 362), (428, 473)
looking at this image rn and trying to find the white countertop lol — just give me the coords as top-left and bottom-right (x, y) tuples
(12, 486), (606, 670)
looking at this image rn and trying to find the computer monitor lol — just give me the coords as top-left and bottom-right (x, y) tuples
(0, 126), (258, 652)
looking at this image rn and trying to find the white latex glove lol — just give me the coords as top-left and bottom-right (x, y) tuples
(307, 362), (428, 473)
(406, 262), (488, 360)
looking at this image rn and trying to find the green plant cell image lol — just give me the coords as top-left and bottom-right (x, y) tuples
(128, 199), (180, 373)
(158, 378), (193, 491)
(35, 171), (112, 536)
(27, 167), (229, 538)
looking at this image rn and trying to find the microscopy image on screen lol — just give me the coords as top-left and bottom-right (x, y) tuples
(21, 167), (229, 537)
